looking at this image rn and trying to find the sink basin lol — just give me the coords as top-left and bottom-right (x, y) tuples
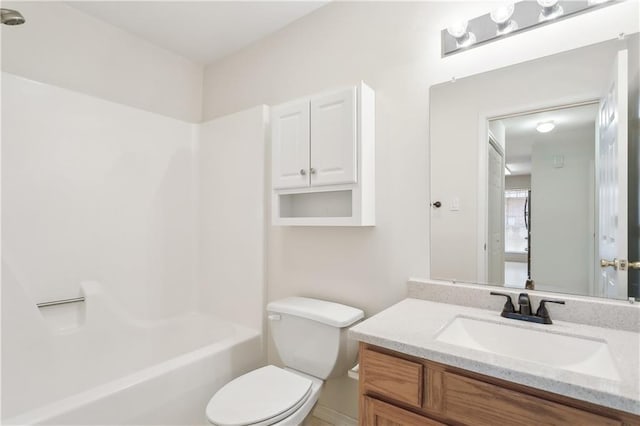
(435, 316), (620, 381)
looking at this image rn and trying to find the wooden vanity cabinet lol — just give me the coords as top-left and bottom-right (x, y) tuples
(359, 343), (640, 426)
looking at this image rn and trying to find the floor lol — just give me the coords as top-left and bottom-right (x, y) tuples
(304, 417), (334, 426)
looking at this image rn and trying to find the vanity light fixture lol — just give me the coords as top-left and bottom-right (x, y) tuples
(537, 0), (564, 22)
(441, 0), (620, 56)
(536, 121), (555, 133)
(491, 3), (518, 35)
(446, 20), (476, 48)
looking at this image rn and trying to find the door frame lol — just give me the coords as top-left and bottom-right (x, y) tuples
(477, 98), (599, 283)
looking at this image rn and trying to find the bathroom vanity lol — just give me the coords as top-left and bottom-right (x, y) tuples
(350, 296), (640, 426)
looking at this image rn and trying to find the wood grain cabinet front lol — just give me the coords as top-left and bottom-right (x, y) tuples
(360, 346), (424, 408)
(363, 396), (445, 426)
(358, 343), (639, 426)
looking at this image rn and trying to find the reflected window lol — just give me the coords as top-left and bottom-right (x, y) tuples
(504, 189), (529, 254)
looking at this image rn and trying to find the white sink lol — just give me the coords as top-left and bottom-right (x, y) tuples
(435, 316), (620, 381)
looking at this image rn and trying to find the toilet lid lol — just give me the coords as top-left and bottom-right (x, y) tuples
(206, 365), (313, 426)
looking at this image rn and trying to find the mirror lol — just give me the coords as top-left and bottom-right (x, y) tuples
(430, 35), (639, 300)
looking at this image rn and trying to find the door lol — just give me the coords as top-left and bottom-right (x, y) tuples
(487, 138), (505, 285)
(271, 100), (310, 189)
(597, 49), (628, 299)
(310, 87), (357, 186)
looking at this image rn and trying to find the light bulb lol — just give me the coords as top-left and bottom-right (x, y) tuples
(536, 121), (555, 133)
(491, 2), (518, 35)
(490, 3), (515, 24)
(446, 20), (476, 48)
(537, 0), (563, 21)
(447, 20), (469, 38)
(537, 0), (558, 7)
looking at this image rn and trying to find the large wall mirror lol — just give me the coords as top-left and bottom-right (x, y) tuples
(430, 35), (639, 301)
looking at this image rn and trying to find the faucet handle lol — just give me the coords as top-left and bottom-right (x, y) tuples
(535, 299), (566, 323)
(490, 291), (516, 314)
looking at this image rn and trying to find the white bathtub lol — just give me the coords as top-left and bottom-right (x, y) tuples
(2, 282), (264, 425)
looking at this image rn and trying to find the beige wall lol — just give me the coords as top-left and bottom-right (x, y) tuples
(530, 127), (595, 296)
(1, 2), (203, 122)
(201, 1), (639, 418)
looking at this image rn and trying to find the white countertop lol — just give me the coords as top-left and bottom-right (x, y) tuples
(349, 298), (640, 415)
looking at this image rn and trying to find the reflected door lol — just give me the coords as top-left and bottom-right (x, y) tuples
(487, 139), (505, 285)
(597, 49), (628, 299)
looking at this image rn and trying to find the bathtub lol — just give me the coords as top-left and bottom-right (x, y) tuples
(1, 281), (264, 425)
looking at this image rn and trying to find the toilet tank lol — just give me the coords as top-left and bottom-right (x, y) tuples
(267, 297), (364, 380)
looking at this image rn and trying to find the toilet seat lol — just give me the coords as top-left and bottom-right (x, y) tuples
(206, 365), (313, 426)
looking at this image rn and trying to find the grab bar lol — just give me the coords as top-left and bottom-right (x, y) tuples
(36, 296), (85, 308)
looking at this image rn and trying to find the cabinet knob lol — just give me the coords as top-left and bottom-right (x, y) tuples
(310, 168), (316, 175)
(299, 169), (306, 176)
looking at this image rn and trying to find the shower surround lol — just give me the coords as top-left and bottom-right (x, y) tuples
(1, 72), (267, 424)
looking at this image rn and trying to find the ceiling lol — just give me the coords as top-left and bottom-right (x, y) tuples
(496, 103), (599, 175)
(68, 1), (329, 65)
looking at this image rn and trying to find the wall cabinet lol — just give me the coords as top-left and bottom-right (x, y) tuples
(271, 82), (374, 226)
(359, 343), (640, 426)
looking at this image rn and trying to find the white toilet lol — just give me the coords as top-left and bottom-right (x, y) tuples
(206, 297), (364, 426)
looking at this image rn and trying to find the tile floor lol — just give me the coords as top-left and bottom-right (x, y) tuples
(303, 416), (334, 426)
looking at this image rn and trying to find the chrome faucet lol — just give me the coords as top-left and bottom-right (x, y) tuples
(490, 292), (565, 324)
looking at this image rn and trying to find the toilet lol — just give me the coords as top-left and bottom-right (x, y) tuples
(206, 297), (364, 426)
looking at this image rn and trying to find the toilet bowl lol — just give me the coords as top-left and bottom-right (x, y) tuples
(206, 366), (322, 426)
(205, 297), (363, 426)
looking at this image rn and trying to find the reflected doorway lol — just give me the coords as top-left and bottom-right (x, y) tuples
(488, 102), (600, 293)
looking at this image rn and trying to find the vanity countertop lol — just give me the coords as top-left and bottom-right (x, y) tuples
(349, 298), (640, 415)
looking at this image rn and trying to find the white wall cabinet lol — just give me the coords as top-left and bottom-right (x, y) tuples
(271, 82), (375, 226)
(309, 87), (357, 186)
(272, 101), (310, 189)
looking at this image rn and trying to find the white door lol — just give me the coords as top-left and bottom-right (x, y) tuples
(597, 49), (628, 299)
(487, 139), (505, 285)
(272, 100), (310, 189)
(310, 87), (357, 186)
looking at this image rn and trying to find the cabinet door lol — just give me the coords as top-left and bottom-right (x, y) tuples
(310, 87), (357, 186)
(271, 100), (310, 189)
(442, 372), (622, 426)
(362, 397), (445, 426)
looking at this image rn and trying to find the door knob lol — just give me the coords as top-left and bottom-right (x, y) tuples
(432, 201), (442, 208)
(600, 258), (620, 269)
(299, 169), (306, 176)
(310, 167), (316, 175)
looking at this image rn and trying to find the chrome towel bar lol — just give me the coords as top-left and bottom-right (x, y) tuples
(36, 296), (85, 308)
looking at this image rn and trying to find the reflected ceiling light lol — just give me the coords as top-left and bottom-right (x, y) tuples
(536, 121), (555, 133)
(587, 0), (613, 5)
(491, 3), (518, 35)
(447, 20), (476, 48)
(537, 0), (563, 21)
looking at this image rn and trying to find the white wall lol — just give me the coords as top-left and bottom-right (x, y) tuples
(1, 72), (198, 319)
(200, 1), (638, 418)
(0, 1), (203, 122)
(198, 106), (268, 333)
(530, 127), (595, 296)
(506, 175), (531, 190)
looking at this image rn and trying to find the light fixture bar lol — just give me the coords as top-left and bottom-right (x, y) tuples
(441, 0), (618, 57)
